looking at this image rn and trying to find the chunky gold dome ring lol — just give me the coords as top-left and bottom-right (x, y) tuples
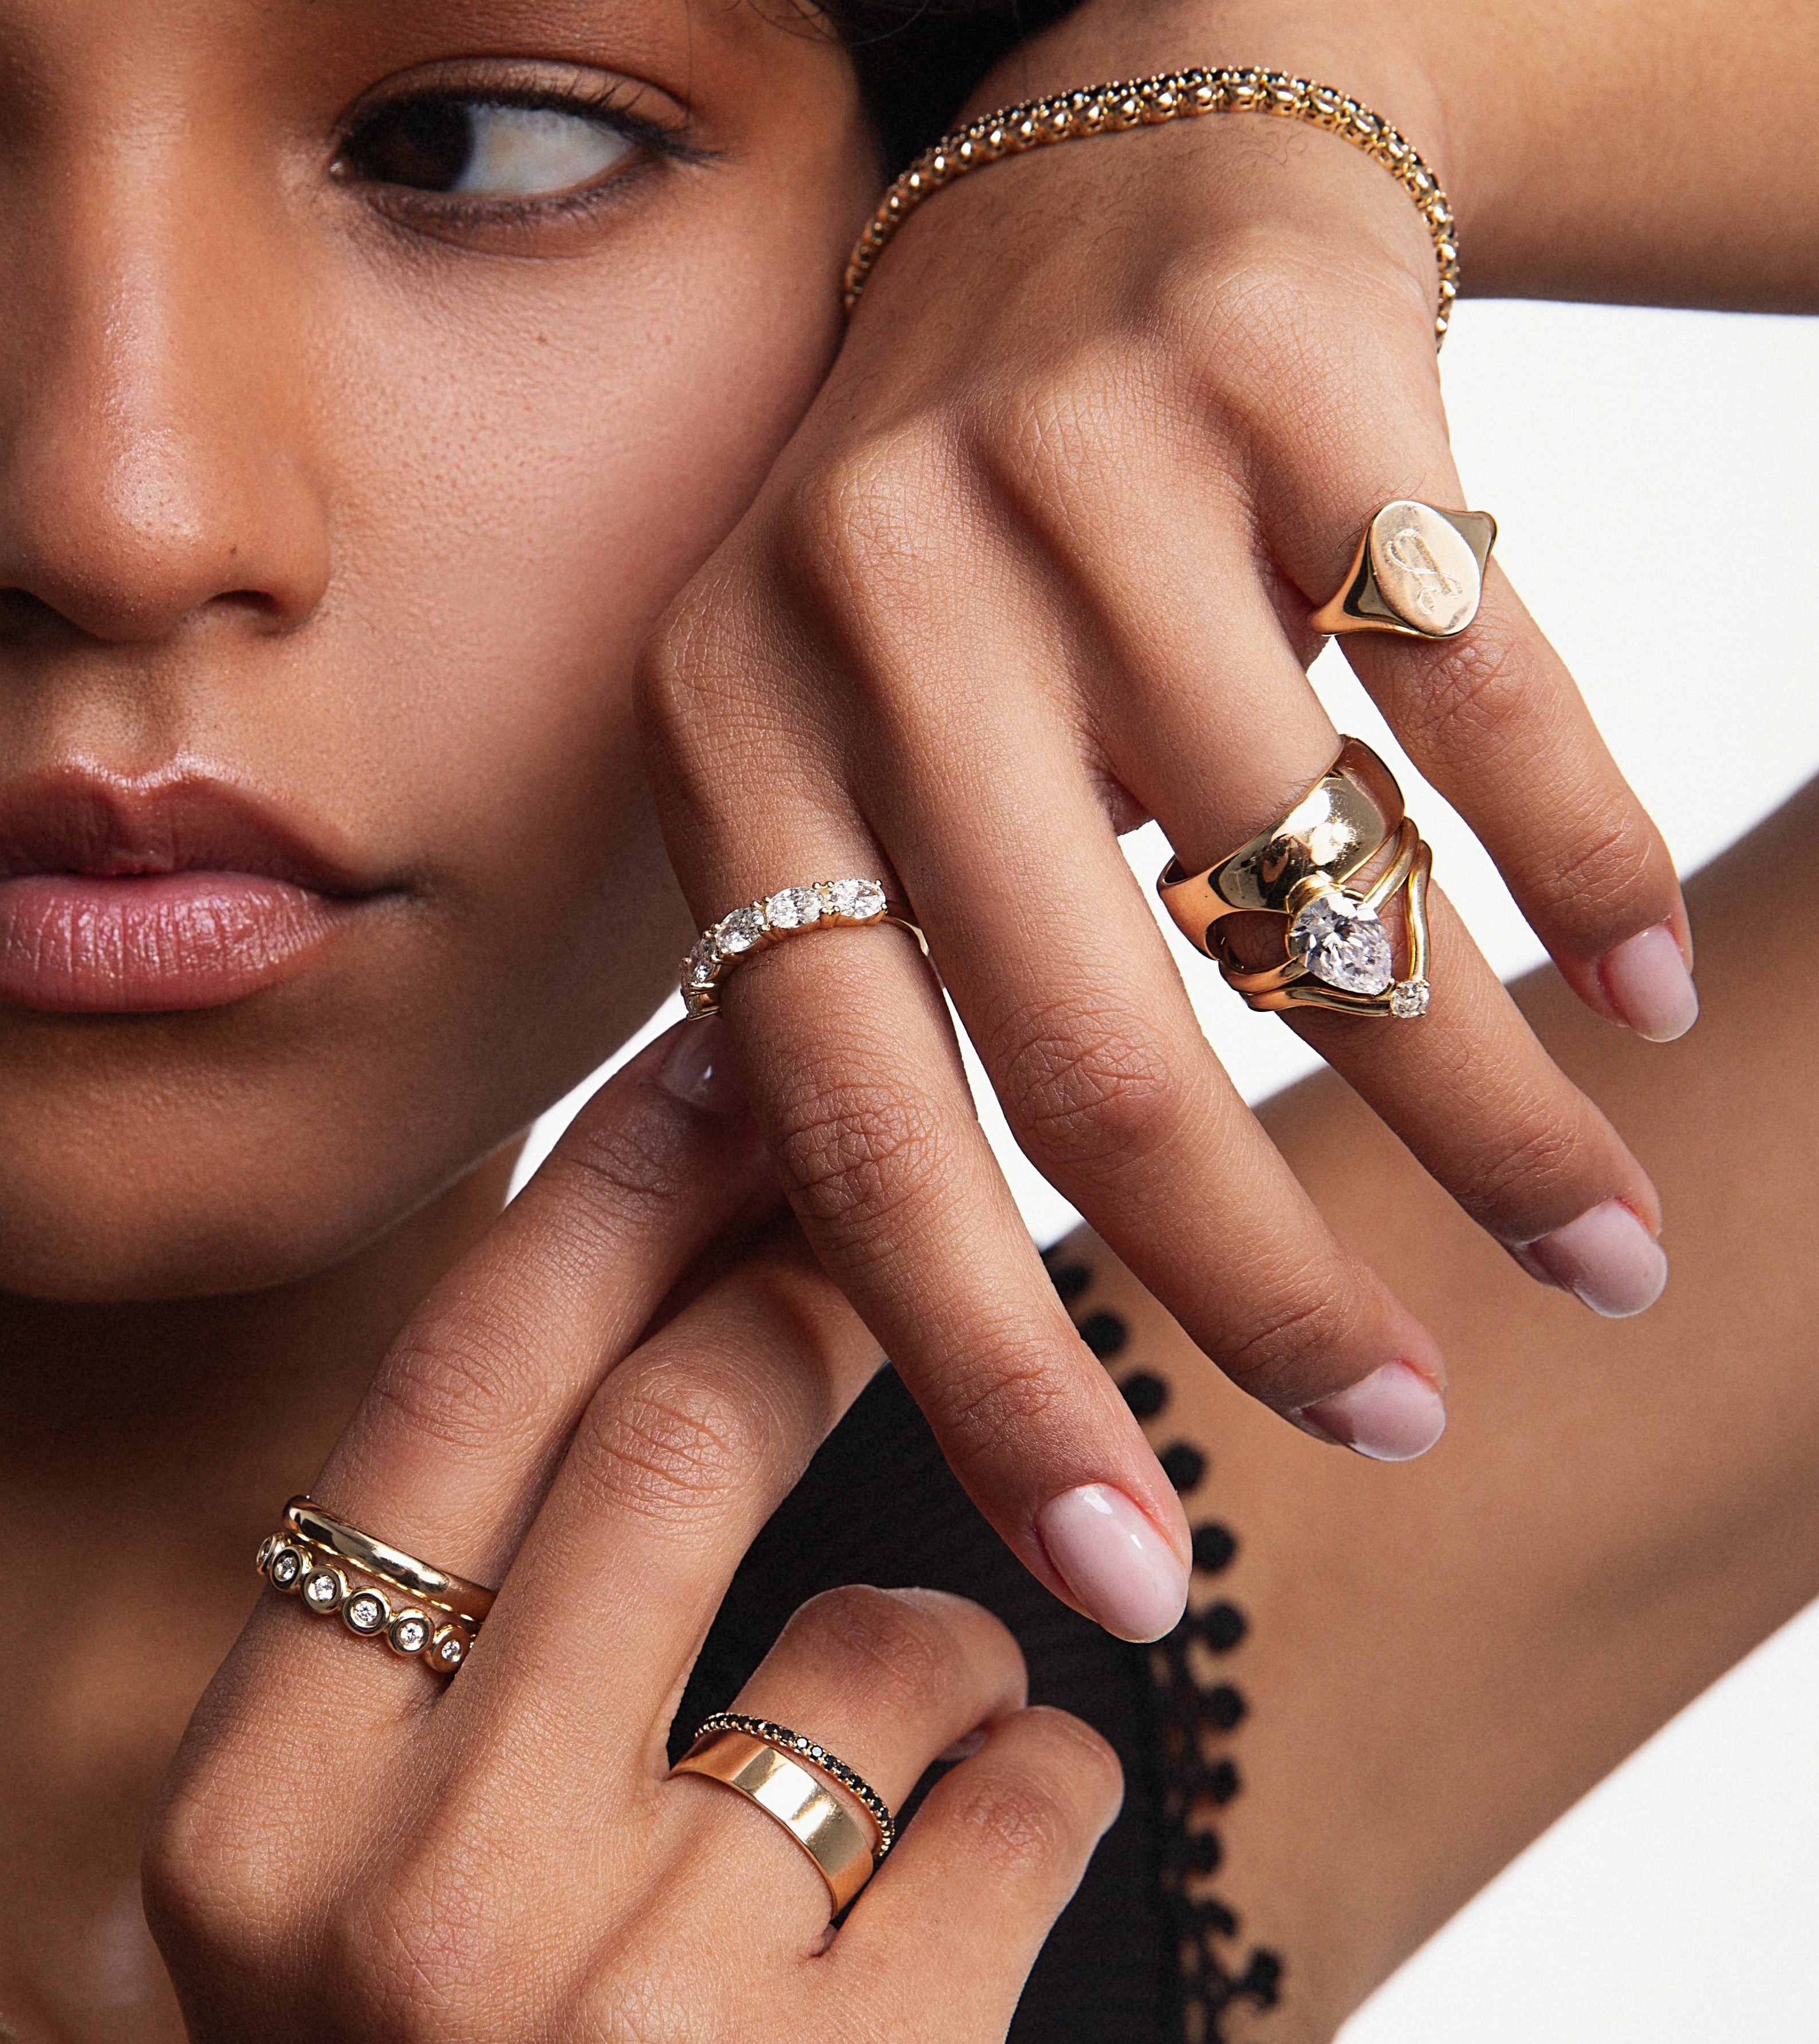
(1156, 737), (1434, 1019)
(1309, 501), (1497, 639)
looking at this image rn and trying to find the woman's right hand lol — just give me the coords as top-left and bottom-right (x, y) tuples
(143, 1021), (1119, 2042)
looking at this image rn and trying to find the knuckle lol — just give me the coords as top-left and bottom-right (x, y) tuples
(1454, 1105), (1598, 1227)
(781, 1585), (967, 1715)
(1532, 813), (1664, 931)
(983, 995), (1183, 1179)
(782, 420), (965, 620)
(568, 1357), (775, 1529)
(369, 1307), (541, 1463)
(1218, 1273), (1368, 1405)
(942, 1739), (1105, 1882)
(767, 1077), (958, 1253)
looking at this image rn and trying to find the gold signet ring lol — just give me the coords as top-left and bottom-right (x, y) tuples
(1309, 500), (1497, 639)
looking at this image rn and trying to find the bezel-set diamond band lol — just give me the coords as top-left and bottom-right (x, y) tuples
(681, 877), (927, 1021)
(256, 1496), (496, 1678)
(1157, 737), (1434, 1019)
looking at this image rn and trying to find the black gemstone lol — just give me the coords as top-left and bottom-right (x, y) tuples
(1204, 1684), (1247, 1731)
(1196, 1601), (1247, 1652)
(1160, 1441), (1206, 1491)
(1191, 1522), (1238, 1573)
(1049, 1261), (1091, 1303)
(1078, 1310), (1128, 1358)
(1120, 1370), (1168, 1418)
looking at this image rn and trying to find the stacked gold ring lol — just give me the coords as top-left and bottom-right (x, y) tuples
(671, 1712), (896, 1915)
(1156, 737), (1434, 1018)
(255, 1496), (495, 1678)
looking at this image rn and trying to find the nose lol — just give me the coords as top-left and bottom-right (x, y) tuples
(0, 143), (332, 645)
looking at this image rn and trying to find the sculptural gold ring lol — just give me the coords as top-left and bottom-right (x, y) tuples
(256, 1527), (479, 1676)
(1309, 500), (1497, 639)
(671, 1713), (895, 1915)
(680, 877), (929, 1021)
(1156, 737), (1434, 1019)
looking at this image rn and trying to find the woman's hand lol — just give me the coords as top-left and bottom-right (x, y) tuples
(144, 1023), (1119, 2042)
(635, 1), (1690, 1637)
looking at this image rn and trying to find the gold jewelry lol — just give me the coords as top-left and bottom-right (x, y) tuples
(671, 1712), (895, 1915)
(681, 878), (929, 1021)
(284, 1496), (495, 1629)
(1156, 737), (1434, 1018)
(257, 1527), (478, 1677)
(1310, 501), (1497, 638)
(846, 68), (1459, 348)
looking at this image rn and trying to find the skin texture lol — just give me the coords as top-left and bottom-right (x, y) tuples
(0, 0), (1813, 2033)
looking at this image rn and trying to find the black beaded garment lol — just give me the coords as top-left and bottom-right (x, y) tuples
(675, 1252), (1282, 2044)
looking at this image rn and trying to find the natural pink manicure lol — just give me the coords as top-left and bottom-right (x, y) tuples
(1517, 1198), (1668, 1317)
(1036, 1483), (1188, 1642)
(657, 1016), (749, 1115)
(1292, 1361), (1447, 1462)
(1598, 924), (1698, 1042)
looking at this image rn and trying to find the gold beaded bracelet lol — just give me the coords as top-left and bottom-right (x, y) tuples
(844, 67), (1459, 348)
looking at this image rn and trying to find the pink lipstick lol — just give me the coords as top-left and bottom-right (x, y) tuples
(0, 771), (387, 1014)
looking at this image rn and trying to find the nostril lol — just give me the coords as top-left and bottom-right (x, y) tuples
(0, 586), (74, 643)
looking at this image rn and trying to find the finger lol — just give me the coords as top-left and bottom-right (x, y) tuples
(1339, 567), (1696, 1039)
(1223, 281), (1696, 1041)
(644, 544), (1434, 1639)
(234, 1018), (778, 1720)
(938, 334), (1670, 1322)
(830, 1706), (1122, 2036)
(1277, 885), (1669, 1319)
(465, 1223), (888, 1749)
(664, 1585), (1027, 1932)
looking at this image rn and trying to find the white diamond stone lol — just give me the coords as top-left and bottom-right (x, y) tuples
(1389, 977), (1431, 1018)
(765, 886), (822, 931)
(714, 905), (766, 955)
(1289, 893), (1394, 996)
(305, 1574), (338, 1605)
(683, 937), (718, 989)
(826, 877), (886, 921)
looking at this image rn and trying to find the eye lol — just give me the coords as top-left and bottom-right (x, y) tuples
(339, 97), (636, 199)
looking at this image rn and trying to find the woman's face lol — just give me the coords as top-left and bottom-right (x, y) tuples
(0, 0), (873, 1300)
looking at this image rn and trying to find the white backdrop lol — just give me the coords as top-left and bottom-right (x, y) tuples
(514, 300), (1819, 2037)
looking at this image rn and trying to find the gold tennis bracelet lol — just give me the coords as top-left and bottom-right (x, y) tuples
(845, 68), (1459, 348)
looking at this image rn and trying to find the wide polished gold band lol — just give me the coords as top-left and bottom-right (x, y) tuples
(1157, 737), (1433, 1019)
(1310, 500), (1497, 639)
(681, 877), (929, 1022)
(846, 69), (1460, 348)
(284, 1495), (495, 1629)
(671, 1716), (894, 1915)
(257, 1531), (476, 1676)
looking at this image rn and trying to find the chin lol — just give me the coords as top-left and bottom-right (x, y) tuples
(0, 1127), (453, 1303)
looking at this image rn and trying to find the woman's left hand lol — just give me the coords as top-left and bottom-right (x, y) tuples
(637, 0), (1684, 1635)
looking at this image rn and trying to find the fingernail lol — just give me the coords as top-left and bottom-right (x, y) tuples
(1292, 1361), (1447, 1462)
(1518, 1198), (1668, 1317)
(657, 1017), (748, 1114)
(1036, 1483), (1188, 1643)
(1598, 924), (1698, 1042)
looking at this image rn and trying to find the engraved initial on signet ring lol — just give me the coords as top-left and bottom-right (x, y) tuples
(1309, 500), (1497, 640)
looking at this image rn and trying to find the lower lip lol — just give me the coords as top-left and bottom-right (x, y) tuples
(0, 873), (357, 1013)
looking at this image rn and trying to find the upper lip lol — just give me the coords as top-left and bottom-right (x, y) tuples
(0, 766), (383, 894)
